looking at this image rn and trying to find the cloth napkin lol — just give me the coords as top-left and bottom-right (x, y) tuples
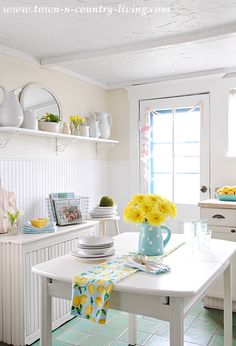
(23, 221), (56, 234)
(71, 257), (137, 324)
(125, 258), (170, 274)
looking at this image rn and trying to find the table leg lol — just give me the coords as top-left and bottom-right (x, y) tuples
(40, 276), (52, 346)
(224, 263), (232, 346)
(99, 220), (105, 236)
(128, 313), (137, 345)
(170, 297), (184, 346)
(114, 220), (120, 234)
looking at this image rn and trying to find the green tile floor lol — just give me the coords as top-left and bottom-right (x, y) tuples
(30, 301), (236, 346)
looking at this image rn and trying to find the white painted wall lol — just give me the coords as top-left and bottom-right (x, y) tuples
(0, 54), (129, 234)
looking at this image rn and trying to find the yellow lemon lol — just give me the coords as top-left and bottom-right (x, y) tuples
(107, 284), (114, 293)
(104, 300), (110, 309)
(223, 186), (230, 193)
(216, 188), (223, 194)
(73, 296), (81, 307)
(97, 279), (106, 285)
(217, 191), (224, 195)
(97, 286), (106, 295)
(98, 319), (106, 325)
(85, 305), (93, 315)
(80, 295), (88, 304)
(78, 277), (89, 285)
(232, 187), (236, 192)
(96, 297), (102, 308)
(228, 190), (234, 195)
(88, 284), (95, 295)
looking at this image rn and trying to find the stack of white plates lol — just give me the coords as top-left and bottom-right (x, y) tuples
(71, 235), (115, 259)
(89, 205), (117, 218)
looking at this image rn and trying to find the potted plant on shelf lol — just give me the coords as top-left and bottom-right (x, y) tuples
(39, 113), (61, 133)
(5, 207), (23, 235)
(69, 115), (86, 135)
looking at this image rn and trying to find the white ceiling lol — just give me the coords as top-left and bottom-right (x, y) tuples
(1, 0), (236, 87)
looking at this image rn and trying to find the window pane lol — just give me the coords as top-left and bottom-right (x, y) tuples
(151, 174), (172, 200)
(153, 155), (172, 173)
(174, 108), (200, 143)
(175, 157), (200, 173)
(174, 173), (200, 204)
(175, 142), (199, 156)
(153, 143), (172, 157)
(151, 109), (172, 143)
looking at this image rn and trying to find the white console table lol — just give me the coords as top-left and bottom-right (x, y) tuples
(0, 221), (98, 346)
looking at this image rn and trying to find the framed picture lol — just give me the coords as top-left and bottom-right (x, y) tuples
(53, 198), (82, 226)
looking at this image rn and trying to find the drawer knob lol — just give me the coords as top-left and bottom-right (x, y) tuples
(212, 214), (225, 219)
(231, 229), (236, 233)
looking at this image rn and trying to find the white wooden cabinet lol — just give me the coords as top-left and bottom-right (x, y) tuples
(0, 221), (98, 346)
(199, 199), (236, 311)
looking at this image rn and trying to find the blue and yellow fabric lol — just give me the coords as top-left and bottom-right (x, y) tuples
(71, 257), (137, 324)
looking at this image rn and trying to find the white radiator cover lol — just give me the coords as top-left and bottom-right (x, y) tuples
(0, 222), (97, 346)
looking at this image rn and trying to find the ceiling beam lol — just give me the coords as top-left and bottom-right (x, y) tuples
(109, 66), (236, 90)
(41, 21), (236, 66)
(0, 42), (39, 65)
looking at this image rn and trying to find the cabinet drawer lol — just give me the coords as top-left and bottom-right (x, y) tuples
(200, 208), (236, 227)
(210, 225), (236, 241)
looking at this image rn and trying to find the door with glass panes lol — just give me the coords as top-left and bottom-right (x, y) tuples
(139, 94), (210, 232)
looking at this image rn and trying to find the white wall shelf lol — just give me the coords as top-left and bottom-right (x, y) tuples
(0, 126), (119, 153)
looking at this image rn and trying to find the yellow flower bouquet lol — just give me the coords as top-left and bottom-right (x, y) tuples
(69, 115), (86, 129)
(123, 194), (177, 255)
(124, 194), (176, 226)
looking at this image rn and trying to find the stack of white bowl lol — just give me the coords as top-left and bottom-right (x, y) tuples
(90, 205), (117, 218)
(71, 235), (115, 259)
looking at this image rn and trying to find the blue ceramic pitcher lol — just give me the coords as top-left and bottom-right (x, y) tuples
(138, 224), (172, 256)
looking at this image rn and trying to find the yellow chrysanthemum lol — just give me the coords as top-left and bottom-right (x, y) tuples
(73, 296), (81, 307)
(123, 193), (176, 226)
(146, 210), (166, 226)
(88, 284), (95, 295)
(96, 297), (102, 308)
(80, 295), (88, 304)
(131, 194), (145, 203)
(123, 206), (143, 224)
(97, 286), (106, 295)
(85, 305), (93, 315)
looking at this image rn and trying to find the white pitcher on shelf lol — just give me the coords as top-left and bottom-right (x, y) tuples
(95, 112), (112, 139)
(0, 86), (24, 127)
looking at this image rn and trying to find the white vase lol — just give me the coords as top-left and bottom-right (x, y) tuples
(40, 121), (60, 133)
(0, 86), (24, 127)
(70, 123), (79, 135)
(79, 125), (90, 137)
(62, 122), (71, 134)
(22, 109), (38, 130)
(95, 112), (112, 139)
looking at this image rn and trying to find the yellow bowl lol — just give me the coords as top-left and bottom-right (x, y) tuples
(30, 218), (49, 228)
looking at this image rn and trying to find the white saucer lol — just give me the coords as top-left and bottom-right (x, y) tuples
(71, 249), (115, 259)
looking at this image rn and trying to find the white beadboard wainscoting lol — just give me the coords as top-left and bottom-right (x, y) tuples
(0, 158), (108, 227)
(0, 158), (130, 232)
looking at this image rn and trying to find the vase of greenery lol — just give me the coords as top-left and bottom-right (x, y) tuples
(70, 115), (86, 135)
(39, 113), (61, 133)
(5, 208), (23, 235)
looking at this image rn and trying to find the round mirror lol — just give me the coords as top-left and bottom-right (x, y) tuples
(20, 83), (62, 130)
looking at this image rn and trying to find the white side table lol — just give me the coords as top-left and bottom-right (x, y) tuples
(88, 215), (120, 236)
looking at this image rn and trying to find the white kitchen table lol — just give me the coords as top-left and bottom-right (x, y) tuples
(32, 232), (236, 346)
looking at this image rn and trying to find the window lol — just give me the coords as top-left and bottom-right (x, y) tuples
(150, 106), (200, 204)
